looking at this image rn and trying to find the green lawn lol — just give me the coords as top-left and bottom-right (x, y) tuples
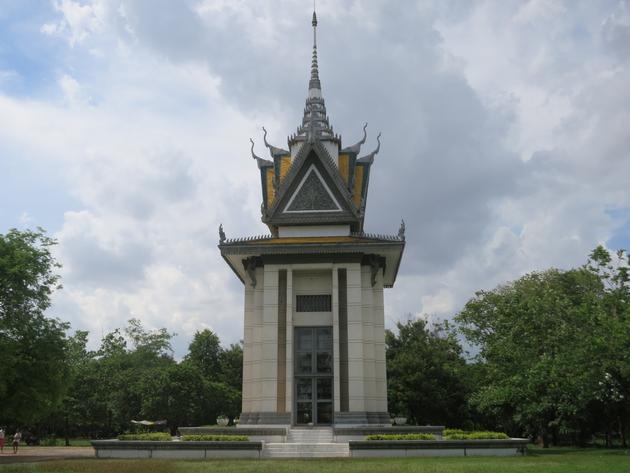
(0, 448), (629, 473)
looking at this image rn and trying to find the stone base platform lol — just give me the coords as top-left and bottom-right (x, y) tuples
(349, 439), (529, 457)
(91, 440), (263, 459)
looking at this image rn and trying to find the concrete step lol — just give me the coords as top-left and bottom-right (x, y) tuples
(263, 442), (349, 459)
(287, 427), (334, 443)
(287, 435), (334, 441)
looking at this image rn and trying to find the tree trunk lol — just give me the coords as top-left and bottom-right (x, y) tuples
(64, 414), (70, 447)
(542, 430), (550, 448)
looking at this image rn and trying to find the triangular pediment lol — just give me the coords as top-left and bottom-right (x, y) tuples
(284, 165), (342, 213)
(264, 143), (362, 230)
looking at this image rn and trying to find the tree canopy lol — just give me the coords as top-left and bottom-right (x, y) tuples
(386, 318), (470, 427)
(456, 246), (630, 446)
(0, 228), (70, 425)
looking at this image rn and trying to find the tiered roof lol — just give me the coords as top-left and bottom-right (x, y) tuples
(250, 10), (382, 235)
(219, 9), (405, 288)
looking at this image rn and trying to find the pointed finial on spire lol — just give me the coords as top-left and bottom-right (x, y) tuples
(309, 1), (321, 96)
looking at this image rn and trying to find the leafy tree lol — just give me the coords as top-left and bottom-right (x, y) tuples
(185, 329), (222, 379)
(219, 343), (243, 391)
(139, 363), (208, 430)
(584, 246), (630, 446)
(456, 256), (629, 446)
(183, 331), (243, 423)
(386, 318), (470, 427)
(0, 228), (70, 425)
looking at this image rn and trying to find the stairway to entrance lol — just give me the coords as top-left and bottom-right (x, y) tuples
(263, 427), (349, 459)
(287, 427), (333, 443)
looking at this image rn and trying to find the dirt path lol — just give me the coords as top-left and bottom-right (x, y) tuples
(0, 446), (94, 464)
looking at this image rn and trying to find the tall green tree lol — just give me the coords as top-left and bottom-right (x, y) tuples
(585, 246), (630, 446)
(386, 318), (470, 427)
(456, 254), (629, 446)
(183, 330), (243, 423)
(185, 329), (222, 379)
(0, 228), (70, 425)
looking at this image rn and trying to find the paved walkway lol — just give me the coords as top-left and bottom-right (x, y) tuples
(0, 447), (94, 464)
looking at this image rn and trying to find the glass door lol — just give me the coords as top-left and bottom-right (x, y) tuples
(294, 327), (333, 425)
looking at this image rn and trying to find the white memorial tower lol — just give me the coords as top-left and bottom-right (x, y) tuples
(219, 9), (405, 427)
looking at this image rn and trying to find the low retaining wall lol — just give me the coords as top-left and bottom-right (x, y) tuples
(334, 426), (444, 442)
(91, 440), (263, 459)
(179, 427), (287, 443)
(349, 439), (528, 457)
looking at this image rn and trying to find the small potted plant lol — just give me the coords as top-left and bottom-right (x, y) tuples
(216, 415), (229, 426)
(393, 415), (407, 425)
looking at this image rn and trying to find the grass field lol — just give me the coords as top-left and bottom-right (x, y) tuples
(0, 448), (628, 473)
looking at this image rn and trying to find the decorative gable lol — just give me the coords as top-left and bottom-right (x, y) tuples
(284, 165), (342, 213)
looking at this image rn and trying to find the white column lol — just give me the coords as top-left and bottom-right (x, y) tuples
(285, 267), (294, 418)
(373, 270), (388, 413)
(251, 266), (265, 413)
(361, 265), (376, 412)
(242, 281), (255, 413)
(332, 266), (341, 413)
(261, 265), (279, 412)
(346, 262), (365, 412)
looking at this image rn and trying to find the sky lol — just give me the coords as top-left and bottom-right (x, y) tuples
(1, 0), (629, 358)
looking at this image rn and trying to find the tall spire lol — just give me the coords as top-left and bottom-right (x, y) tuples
(287, 5), (339, 147)
(309, 6), (321, 97)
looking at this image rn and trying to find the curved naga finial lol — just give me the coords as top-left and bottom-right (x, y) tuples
(262, 126), (289, 158)
(341, 122), (368, 154)
(250, 138), (271, 169)
(219, 223), (226, 244)
(398, 219), (406, 241)
(358, 132), (381, 163)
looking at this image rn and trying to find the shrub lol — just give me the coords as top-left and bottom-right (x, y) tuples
(117, 433), (172, 441)
(366, 434), (435, 441)
(443, 430), (509, 440)
(181, 435), (248, 442)
(443, 428), (465, 437)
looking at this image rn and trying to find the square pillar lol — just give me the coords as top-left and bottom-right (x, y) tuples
(332, 266), (341, 413)
(346, 263), (365, 412)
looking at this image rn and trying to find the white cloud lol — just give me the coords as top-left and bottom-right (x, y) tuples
(41, 0), (106, 46)
(1, 0), (629, 356)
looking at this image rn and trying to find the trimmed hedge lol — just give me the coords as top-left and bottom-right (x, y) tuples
(366, 433), (436, 441)
(181, 435), (248, 442)
(443, 429), (465, 437)
(117, 433), (171, 441)
(443, 429), (509, 440)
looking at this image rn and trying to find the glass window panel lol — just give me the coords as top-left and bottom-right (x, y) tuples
(317, 402), (333, 424)
(317, 378), (332, 400)
(316, 353), (332, 374)
(296, 378), (312, 400)
(296, 353), (312, 374)
(296, 329), (312, 351)
(297, 402), (313, 424)
(317, 327), (332, 351)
